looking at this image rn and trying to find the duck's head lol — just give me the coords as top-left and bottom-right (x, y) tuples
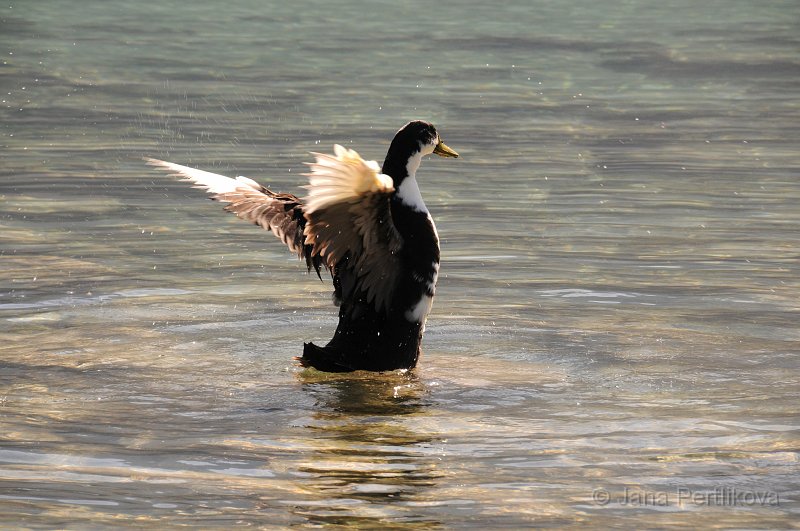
(383, 120), (458, 179)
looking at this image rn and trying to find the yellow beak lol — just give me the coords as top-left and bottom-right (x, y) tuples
(433, 140), (459, 158)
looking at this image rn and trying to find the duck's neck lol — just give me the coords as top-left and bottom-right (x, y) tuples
(383, 149), (428, 213)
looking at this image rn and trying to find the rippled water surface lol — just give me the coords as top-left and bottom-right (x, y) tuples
(2, 0), (799, 527)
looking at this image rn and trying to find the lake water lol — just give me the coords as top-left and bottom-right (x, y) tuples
(2, 0), (799, 527)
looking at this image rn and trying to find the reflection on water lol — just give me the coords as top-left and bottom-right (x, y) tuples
(290, 372), (441, 526)
(2, 0), (799, 527)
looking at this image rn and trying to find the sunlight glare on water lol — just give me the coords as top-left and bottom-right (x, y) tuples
(1, 0), (799, 527)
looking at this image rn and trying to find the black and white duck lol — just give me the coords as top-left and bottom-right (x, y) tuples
(146, 120), (458, 372)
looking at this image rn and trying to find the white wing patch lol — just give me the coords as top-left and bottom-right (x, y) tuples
(144, 158), (262, 195)
(303, 145), (393, 213)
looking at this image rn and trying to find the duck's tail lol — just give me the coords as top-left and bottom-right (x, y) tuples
(299, 342), (355, 373)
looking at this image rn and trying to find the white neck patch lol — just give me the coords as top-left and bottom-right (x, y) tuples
(396, 141), (436, 212)
(405, 150), (424, 178)
(396, 176), (428, 213)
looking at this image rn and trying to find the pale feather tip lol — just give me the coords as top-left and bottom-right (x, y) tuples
(144, 157), (256, 195)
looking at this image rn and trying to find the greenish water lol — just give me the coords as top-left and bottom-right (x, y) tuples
(2, 0), (799, 527)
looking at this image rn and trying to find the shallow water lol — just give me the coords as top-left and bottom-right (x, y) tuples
(2, 0), (799, 527)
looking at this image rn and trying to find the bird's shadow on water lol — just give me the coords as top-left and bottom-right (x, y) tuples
(287, 369), (444, 527)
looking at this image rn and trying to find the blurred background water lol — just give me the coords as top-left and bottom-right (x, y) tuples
(1, 0), (799, 527)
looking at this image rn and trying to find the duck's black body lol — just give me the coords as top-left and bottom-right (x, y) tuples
(304, 189), (441, 372)
(303, 122), (447, 371)
(147, 120), (457, 372)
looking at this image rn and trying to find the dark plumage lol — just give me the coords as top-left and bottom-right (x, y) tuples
(146, 120), (458, 372)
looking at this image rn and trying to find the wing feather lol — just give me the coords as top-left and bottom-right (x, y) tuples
(145, 158), (321, 274)
(302, 145), (402, 312)
(146, 146), (403, 310)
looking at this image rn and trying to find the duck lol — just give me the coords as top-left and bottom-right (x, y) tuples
(146, 120), (458, 372)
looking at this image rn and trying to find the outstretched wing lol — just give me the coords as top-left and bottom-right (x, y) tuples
(303, 145), (402, 313)
(144, 158), (321, 274)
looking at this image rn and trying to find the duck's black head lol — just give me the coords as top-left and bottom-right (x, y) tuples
(382, 120), (458, 181)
